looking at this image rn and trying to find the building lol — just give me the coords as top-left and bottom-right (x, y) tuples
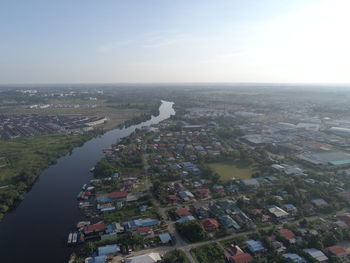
(228, 253), (254, 263)
(303, 248), (328, 262)
(158, 233), (172, 244)
(97, 244), (120, 256)
(84, 223), (106, 235)
(124, 252), (162, 263)
(267, 205), (289, 219)
(240, 179), (260, 189)
(282, 253), (308, 263)
(85, 255), (107, 263)
(201, 218), (219, 231)
(175, 207), (192, 218)
(218, 215), (240, 230)
(278, 229), (296, 244)
(246, 240), (265, 254)
(324, 245), (349, 260)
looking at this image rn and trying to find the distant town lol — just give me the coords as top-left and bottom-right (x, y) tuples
(0, 114), (107, 139)
(63, 87), (350, 263)
(2, 86), (350, 263)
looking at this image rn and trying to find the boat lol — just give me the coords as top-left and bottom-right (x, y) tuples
(72, 232), (78, 244)
(67, 232), (73, 246)
(76, 221), (90, 228)
(76, 191), (83, 199)
(89, 167), (95, 172)
(82, 184), (87, 190)
(79, 233), (85, 243)
(68, 252), (76, 263)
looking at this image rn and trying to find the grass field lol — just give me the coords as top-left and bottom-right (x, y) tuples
(208, 162), (253, 182)
(0, 133), (96, 184)
(0, 157), (9, 168)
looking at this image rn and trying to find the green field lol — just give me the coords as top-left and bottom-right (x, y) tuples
(208, 162), (253, 182)
(0, 133), (96, 184)
(0, 157), (9, 168)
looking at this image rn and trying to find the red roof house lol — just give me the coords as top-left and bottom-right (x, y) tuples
(108, 191), (128, 200)
(176, 207), (192, 218)
(278, 229), (296, 243)
(337, 213), (350, 225)
(137, 226), (152, 235)
(228, 253), (254, 263)
(201, 218), (219, 231)
(194, 188), (211, 199)
(324, 245), (349, 259)
(167, 195), (178, 203)
(83, 223), (106, 234)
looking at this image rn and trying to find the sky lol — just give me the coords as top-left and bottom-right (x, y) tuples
(1, 0), (350, 84)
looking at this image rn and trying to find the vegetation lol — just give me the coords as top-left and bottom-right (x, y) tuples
(190, 243), (225, 263)
(163, 249), (190, 263)
(176, 220), (208, 243)
(102, 200), (161, 224)
(0, 132), (100, 221)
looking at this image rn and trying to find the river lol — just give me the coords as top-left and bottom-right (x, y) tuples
(0, 100), (175, 263)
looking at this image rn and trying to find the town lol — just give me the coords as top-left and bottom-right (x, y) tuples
(68, 92), (350, 263)
(0, 114), (107, 139)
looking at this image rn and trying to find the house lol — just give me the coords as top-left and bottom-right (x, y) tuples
(124, 218), (160, 230)
(84, 223), (106, 235)
(278, 228), (296, 244)
(240, 179), (260, 190)
(246, 240), (265, 254)
(201, 218), (219, 231)
(283, 204), (298, 214)
(158, 233), (172, 244)
(124, 252), (162, 263)
(175, 207), (192, 218)
(97, 244), (120, 256)
(85, 255), (107, 263)
(218, 215), (240, 230)
(267, 205), (289, 219)
(108, 191), (128, 201)
(282, 253), (308, 263)
(227, 253), (254, 263)
(176, 216), (195, 224)
(137, 226), (152, 235)
(324, 245), (349, 260)
(311, 199), (328, 207)
(194, 188), (211, 199)
(179, 190), (195, 201)
(191, 203), (210, 219)
(224, 244), (254, 263)
(336, 213), (350, 225)
(303, 248), (328, 262)
(167, 195), (178, 203)
(106, 222), (124, 234)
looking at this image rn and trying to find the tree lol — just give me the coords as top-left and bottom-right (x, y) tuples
(93, 159), (115, 178)
(163, 249), (187, 263)
(322, 232), (338, 247)
(176, 220), (208, 242)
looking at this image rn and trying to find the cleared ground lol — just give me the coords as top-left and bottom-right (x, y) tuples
(208, 162), (253, 182)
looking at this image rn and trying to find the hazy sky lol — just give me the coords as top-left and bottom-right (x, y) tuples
(1, 0), (349, 84)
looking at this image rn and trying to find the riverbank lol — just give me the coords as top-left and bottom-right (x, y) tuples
(0, 100), (175, 263)
(0, 102), (161, 222)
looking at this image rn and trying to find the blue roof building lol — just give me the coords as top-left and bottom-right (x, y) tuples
(159, 233), (172, 243)
(85, 255), (107, 263)
(98, 244), (120, 256)
(246, 240), (265, 254)
(176, 216), (195, 224)
(170, 164), (182, 170)
(283, 253), (308, 263)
